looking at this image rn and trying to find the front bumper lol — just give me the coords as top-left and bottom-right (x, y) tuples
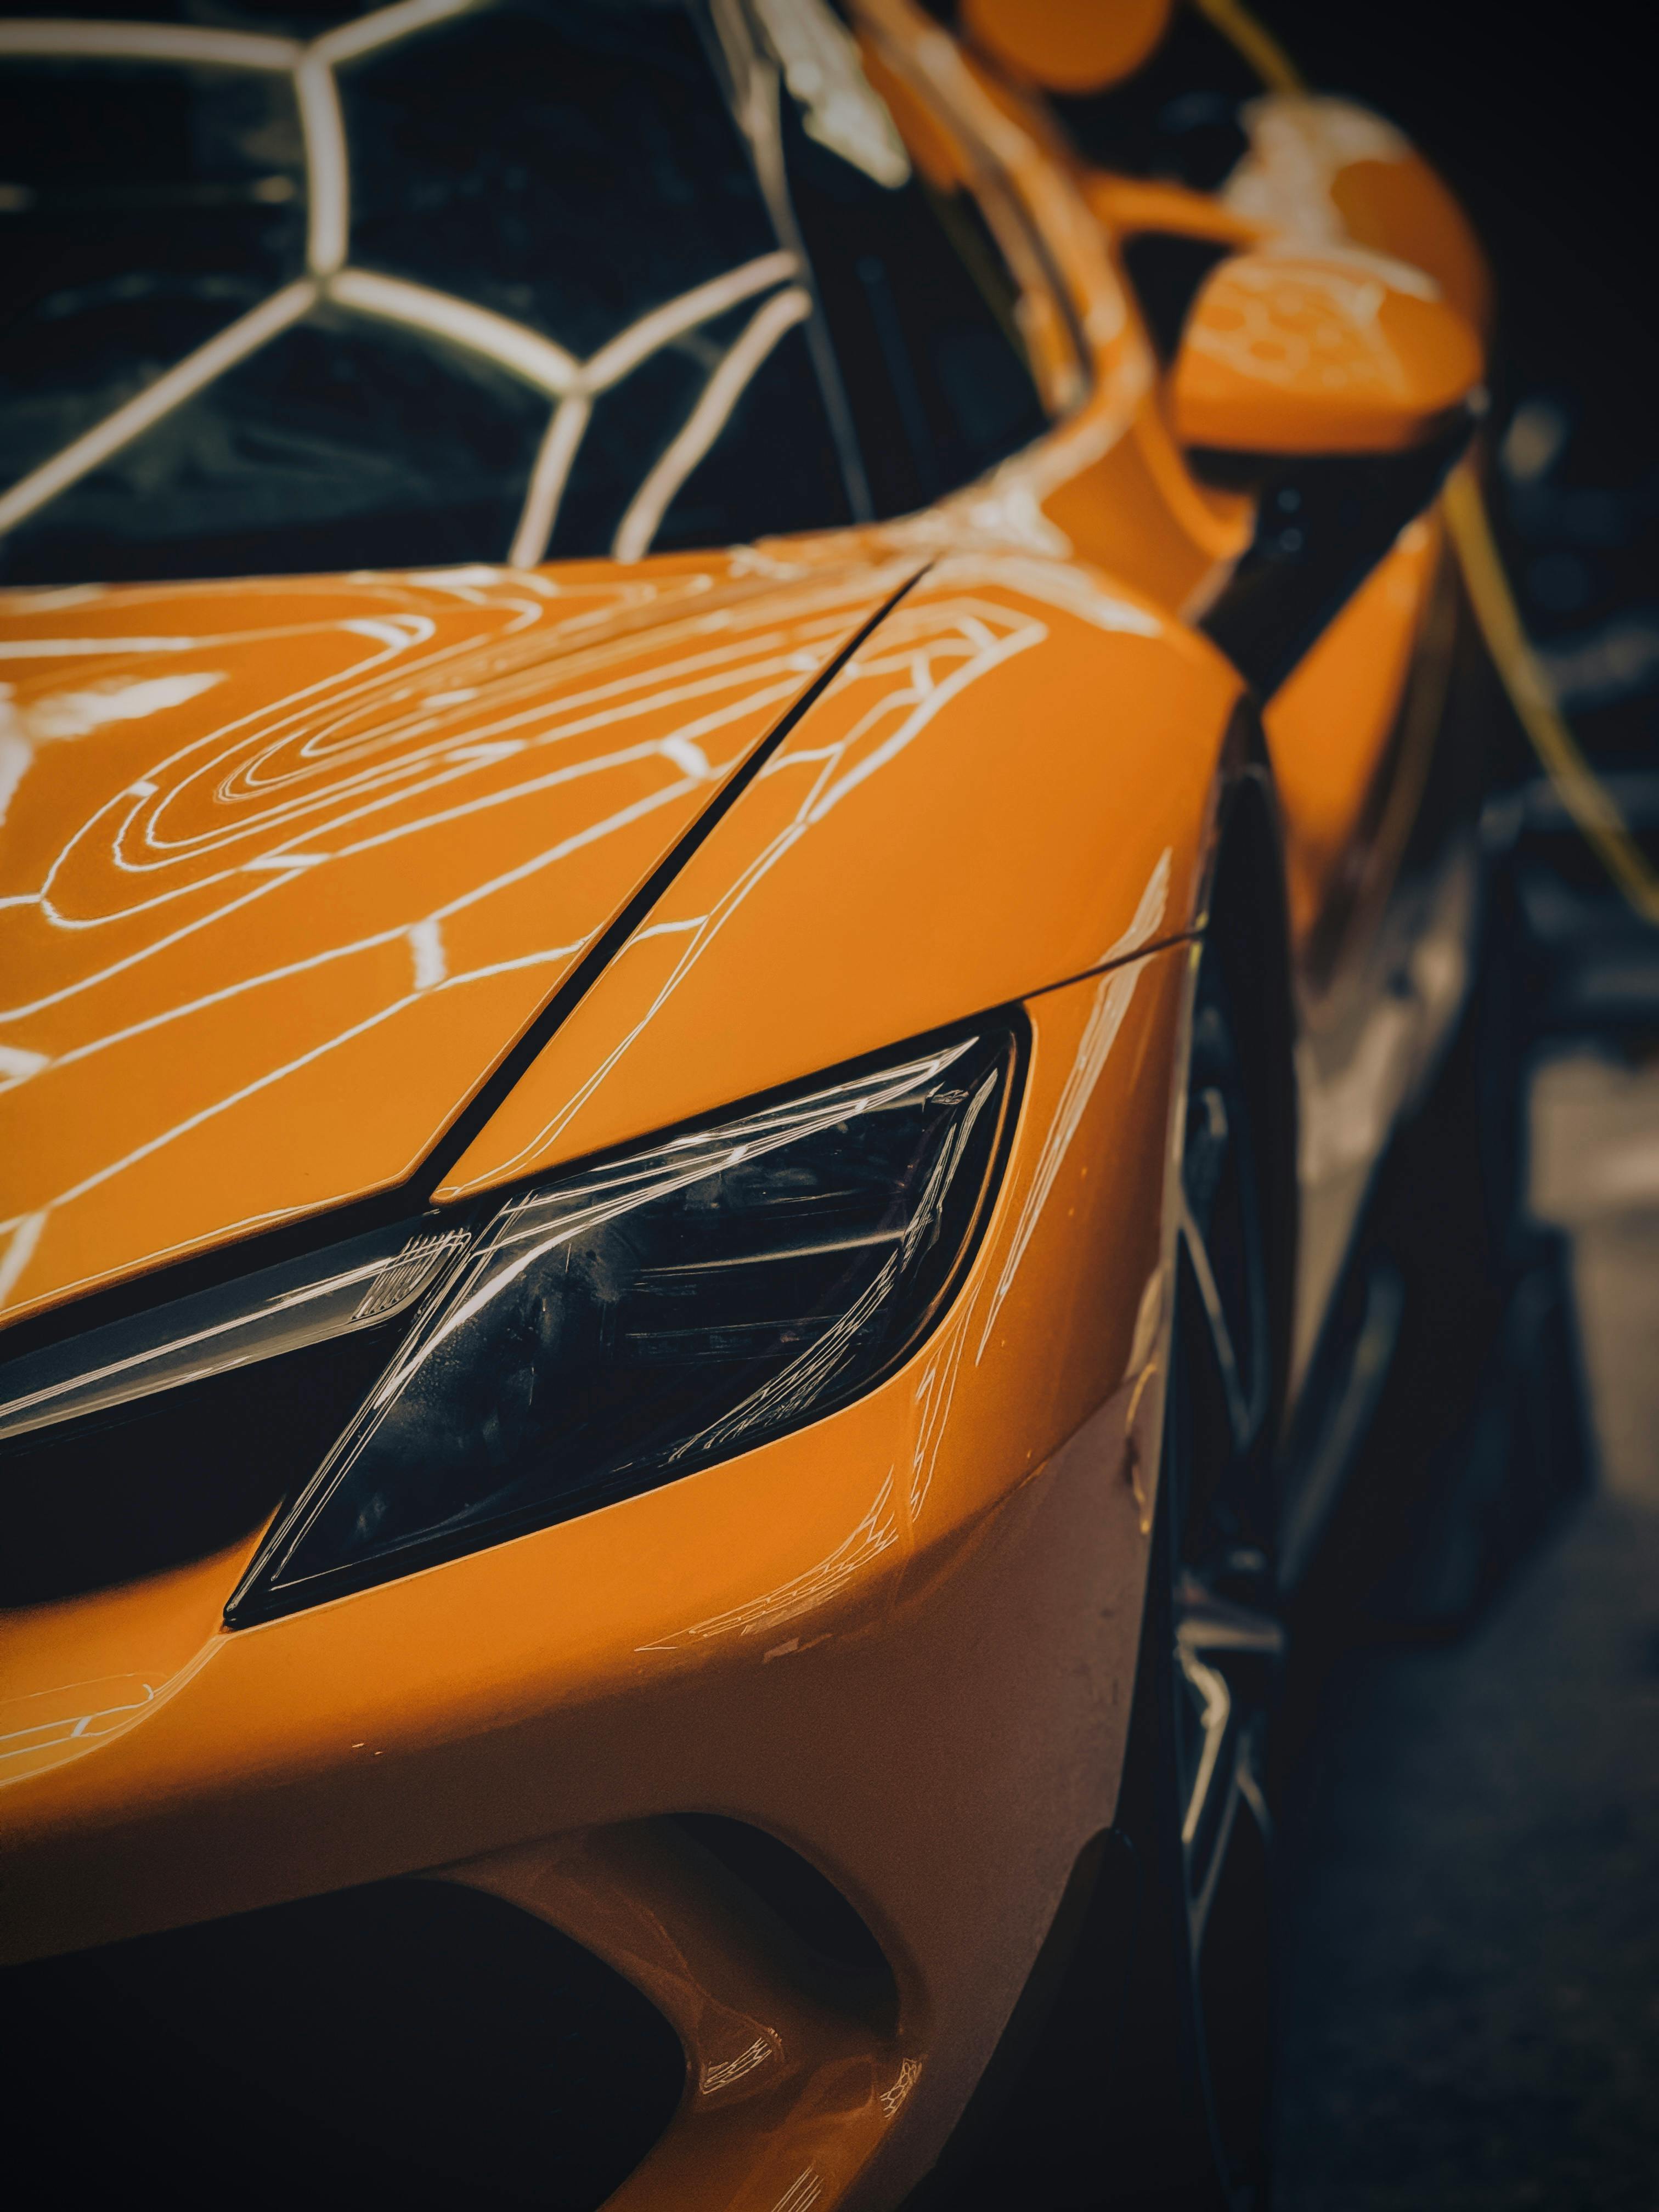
(0, 947), (1188, 2210)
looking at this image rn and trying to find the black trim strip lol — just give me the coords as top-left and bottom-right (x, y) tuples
(1197, 414), (1474, 698)
(1021, 931), (1200, 1006)
(419, 563), (928, 1190)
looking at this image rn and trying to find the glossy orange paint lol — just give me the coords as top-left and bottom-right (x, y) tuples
(438, 556), (1236, 1199)
(1171, 247), (1484, 456)
(1, 952), (1188, 2208)
(0, 555), (919, 1325)
(856, 0), (1255, 607)
(0, 6), (1498, 2206)
(1059, 78), (1491, 982)
(1228, 95), (1493, 333)
(1265, 514), (1445, 944)
(1216, 89), (1485, 303)
(1084, 170), (1263, 250)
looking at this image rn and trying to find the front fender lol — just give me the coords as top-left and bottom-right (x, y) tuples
(439, 551), (1244, 1198)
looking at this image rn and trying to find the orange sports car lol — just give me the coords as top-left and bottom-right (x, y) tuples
(0, 2), (1499, 2204)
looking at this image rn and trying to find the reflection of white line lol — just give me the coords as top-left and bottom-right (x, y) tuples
(408, 916), (446, 989)
(974, 849), (1173, 1366)
(328, 268), (580, 394)
(342, 764), (704, 896)
(30, 912), (587, 1084)
(613, 287), (811, 563)
(5, 878), (291, 1023)
(506, 254), (799, 566)
(582, 251), (799, 392)
(771, 2169), (825, 2212)
(975, 963), (1143, 1367)
(296, 57), (348, 275)
(467, 606), (1012, 1170)
(16, 656), (813, 1060)
(310, 0), (483, 68)
(41, 943), (577, 1221)
(0, 281), (317, 537)
(805, 620), (1041, 822)
(700, 2034), (772, 2094)
(509, 397), (591, 569)
(10, 639), (823, 995)
(1, 16), (804, 565)
(0, 20), (299, 67)
(0, 1214), (44, 1305)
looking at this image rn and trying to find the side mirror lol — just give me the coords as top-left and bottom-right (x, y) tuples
(1171, 248), (1484, 458)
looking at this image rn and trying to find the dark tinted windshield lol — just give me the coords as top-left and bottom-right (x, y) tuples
(0, 0), (1053, 583)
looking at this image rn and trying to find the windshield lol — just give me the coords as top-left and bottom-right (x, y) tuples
(0, 0), (1053, 585)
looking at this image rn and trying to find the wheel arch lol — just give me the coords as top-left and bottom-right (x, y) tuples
(1199, 718), (1301, 1440)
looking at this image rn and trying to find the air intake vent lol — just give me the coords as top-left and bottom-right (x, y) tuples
(671, 1812), (896, 2024)
(4, 1880), (686, 2209)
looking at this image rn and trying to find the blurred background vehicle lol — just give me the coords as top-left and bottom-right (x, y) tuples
(911, 3), (1659, 2204)
(1049, 4), (1659, 2205)
(1267, 7), (1659, 2205)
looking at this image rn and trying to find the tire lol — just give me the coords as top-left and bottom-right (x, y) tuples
(906, 777), (1297, 2212)
(1099, 905), (1291, 2212)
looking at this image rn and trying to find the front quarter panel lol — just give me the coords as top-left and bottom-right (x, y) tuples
(1, 950), (1190, 2211)
(438, 552), (1240, 1197)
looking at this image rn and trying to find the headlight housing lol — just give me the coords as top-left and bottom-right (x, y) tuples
(3, 1028), (1018, 1619)
(216, 1023), (1018, 1622)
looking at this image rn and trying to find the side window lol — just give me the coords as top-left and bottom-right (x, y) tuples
(777, 77), (1052, 519)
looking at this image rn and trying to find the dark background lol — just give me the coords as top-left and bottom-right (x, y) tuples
(1252, 6), (1659, 2208)
(1268, 0), (1657, 376)
(1269, 0), (1659, 780)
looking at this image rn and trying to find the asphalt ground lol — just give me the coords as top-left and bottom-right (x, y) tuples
(1274, 1052), (1659, 2210)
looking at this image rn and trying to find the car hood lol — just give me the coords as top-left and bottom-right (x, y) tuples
(0, 551), (918, 1328)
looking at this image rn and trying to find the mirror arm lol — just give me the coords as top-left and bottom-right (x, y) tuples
(1197, 410), (1476, 698)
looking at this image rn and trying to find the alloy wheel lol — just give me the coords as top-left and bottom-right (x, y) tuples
(1105, 932), (1287, 2211)
(1166, 941), (1284, 2203)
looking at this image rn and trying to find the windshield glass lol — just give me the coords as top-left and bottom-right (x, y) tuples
(0, 0), (1053, 585)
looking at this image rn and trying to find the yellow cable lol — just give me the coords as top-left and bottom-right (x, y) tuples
(1188, 0), (1659, 924)
(1442, 471), (1659, 920)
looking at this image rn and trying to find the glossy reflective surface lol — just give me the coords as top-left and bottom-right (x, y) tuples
(0, 7), (1499, 2208)
(0, 554), (916, 1323)
(0, 1217), (461, 1444)
(440, 556), (1235, 1197)
(0, 956), (1187, 2212)
(1172, 244), (1483, 455)
(231, 1029), (1014, 1620)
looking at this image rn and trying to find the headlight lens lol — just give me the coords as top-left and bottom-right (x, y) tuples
(226, 1025), (1018, 1623)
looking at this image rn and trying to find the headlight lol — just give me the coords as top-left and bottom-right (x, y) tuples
(218, 1024), (1018, 1623)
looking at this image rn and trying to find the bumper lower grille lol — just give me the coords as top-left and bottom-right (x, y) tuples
(6, 1877), (685, 2209)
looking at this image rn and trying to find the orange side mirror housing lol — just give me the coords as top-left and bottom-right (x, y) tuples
(1171, 247), (1485, 456)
